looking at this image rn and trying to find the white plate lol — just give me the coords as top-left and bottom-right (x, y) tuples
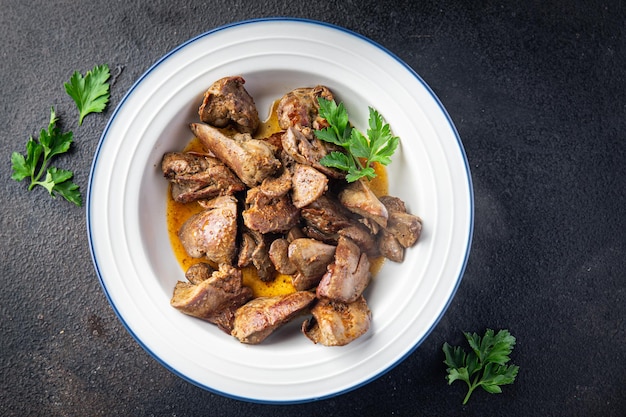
(87, 18), (473, 403)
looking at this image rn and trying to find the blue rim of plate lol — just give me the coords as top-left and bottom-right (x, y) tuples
(86, 17), (474, 404)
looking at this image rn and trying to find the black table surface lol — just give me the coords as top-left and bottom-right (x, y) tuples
(1, 1), (624, 416)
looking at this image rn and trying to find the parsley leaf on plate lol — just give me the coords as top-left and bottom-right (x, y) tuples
(315, 97), (399, 182)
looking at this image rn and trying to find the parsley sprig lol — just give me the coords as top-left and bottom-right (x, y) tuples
(64, 64), (110, 126)
(443, 329), (519, 404)
(11, 107), (82, 206)
(11, 64), (111, 206)
(315, 97), (399, 182)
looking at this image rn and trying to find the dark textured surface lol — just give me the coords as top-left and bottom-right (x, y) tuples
(1, 1), (624, 416)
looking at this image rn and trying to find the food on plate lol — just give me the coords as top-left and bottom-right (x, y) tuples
(302, 296), (371, 346)
(177, 195), (238, 264)
(161, 151), (246, 203)
(162, 76), (422, 345)
(288, 238), (337, 291)
(316, 236), (370, 303)
(170, 264), (253, 334)
(232, 291), (316, 344)
(190, 122), (281, 188)
(276, 85), (333, 132)
(198, 75), (260, 134)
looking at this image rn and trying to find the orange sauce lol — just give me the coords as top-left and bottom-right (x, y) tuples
(254, 100), (281, 139)
(166, 190), (206, 271)
(165, 103), (388, 297)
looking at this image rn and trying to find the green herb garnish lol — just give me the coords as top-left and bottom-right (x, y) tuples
(443, 329), (519, 404)
(11, 107), (82, 206)
(64, 64), (110, 125)
(315, 97), (399, 182)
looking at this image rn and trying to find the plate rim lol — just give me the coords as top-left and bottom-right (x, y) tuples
(86, 17), (474, 404)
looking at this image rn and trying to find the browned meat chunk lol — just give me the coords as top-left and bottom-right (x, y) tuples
(300, 194), (354, 236)
(281, 127), (345, 179)
(387, 211), (422, 247)
(377, 229), (405, 262)
(338, 179), (388, 228)
(161, 152), (246, 203)
(178, 195), (238, 264)
(198, 76), (260, 134)
(259, 167), (292, 198)
(291, 164), (328, 208)
(287, 238), (336, 291)
(316, 236), (371, 303)
(161, 79), (425, 348)
(299, 195), (378, 256)
(276, 85), (333, 131)
(190, 123), (281, 187)
(356, 217), (381, 235)
(242, 186), (300, 234)
(377, 195), (422, 261)
(184, 262), (216, 285)
(378, 195), (407, 213)
(268, 238), (297, 275)
(338, 224), (379, 258)
(263, 131), (284, 153)
(171, 264), (253, 334)
(302, 296), (371, 346)
(237, 229), (276, 282)
(286, 226), (306, 242)
(232, 291), (316, 344)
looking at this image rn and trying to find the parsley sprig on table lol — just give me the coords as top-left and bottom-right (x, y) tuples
(315, 97), (399, 182)
(11, 107), (82, 206)
(11, 64), (111, 206)
(64, 64), (110, 126)
(443, 329), (519, 404)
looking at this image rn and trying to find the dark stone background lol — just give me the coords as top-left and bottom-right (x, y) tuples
(1, 1), (624, 416)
